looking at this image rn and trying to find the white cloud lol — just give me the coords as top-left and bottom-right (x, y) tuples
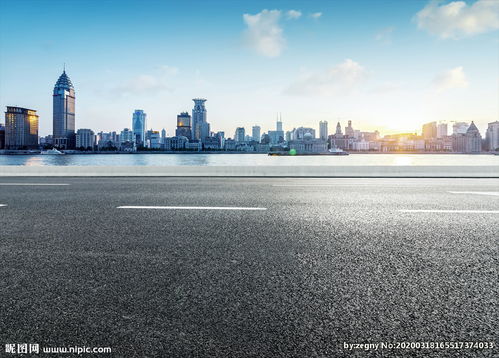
(310, 12), (322, 19)
(287, 10), (302, 19)
(285, 59), (368, 96)
(415, 0), (499, 39)
(243, 10), (285, 58)
(432, 66), (469, 91)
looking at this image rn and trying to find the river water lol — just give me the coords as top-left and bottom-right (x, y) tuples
(0, 153), (497, 166)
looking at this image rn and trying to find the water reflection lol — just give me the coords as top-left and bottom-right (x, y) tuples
(14, 156), (39, 166)
(0, 153), (497, 167)
(393, 156), (413, 166)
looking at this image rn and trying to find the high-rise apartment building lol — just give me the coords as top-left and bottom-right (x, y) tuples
(176, 112), (192, 139)
(422, 121), (437, 139)
(485, 121), (499, 151)
(120, 128), (134, 143)
(319, 121), (328, 140)
(75, 129), (95, 149)
(146, 130), (161, 149)
(436, 123), (448, 138)
(5, 106), (39, 149)
(53, 70), (75, 149)
(192, 99), (210, 142)
(235, 127), (245, 142)
(132, 110), (147, 145)
(252, 125), (261, 142)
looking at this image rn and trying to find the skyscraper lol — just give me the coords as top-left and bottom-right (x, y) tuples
(464, 121), (481, 153)
(319, 121), (328, 141)
(422, 121), (437, 139)
(437, 123), (448, 138)
(53, 70), (75, 149)
(276, 117), (283, 132)
(132, 110), (147, 145)
(192, 98), (210, 142)
(485, 121), (499, 151)
(252, 125), (261, 142)
(176, 112), (192, 139)
(5, 106), (39, 149)
(235, 127), (245, 142)
(268, 116), (284, 144)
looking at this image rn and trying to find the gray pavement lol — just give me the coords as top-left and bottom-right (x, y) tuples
(0, 177), (497, 357)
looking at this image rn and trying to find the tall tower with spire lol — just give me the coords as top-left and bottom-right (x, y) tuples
(53, 68), (75, 149)
(335, 122), (342, 136)
(276, 113), (283, 132)
(192, 98), (209, 142)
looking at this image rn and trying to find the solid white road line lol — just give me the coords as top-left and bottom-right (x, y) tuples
(117, 206), (267, 211)
(400, 209), (499, 214)
(0, 183), (70, 186)
(448, 191), (499, 196)
(0, 204), (6, 207)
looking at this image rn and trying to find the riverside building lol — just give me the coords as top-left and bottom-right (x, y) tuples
(53, 70), (76, 149)
(132, 110), (147, 145)
(75, 129), (95, 150)
(4, 106), (39, 149)
(176, 112), (192, 139)
(192, 99), (209, 143)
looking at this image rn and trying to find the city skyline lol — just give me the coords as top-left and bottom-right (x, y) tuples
(2, 69), (498, 153)
(1, 0), (498, 136)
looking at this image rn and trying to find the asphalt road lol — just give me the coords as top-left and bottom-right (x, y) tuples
(0, 177), (497, 357)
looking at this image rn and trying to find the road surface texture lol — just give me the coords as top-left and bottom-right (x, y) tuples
(0, 177), (497, 357)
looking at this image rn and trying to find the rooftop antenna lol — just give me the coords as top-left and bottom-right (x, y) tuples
(63, 63), (66, 72)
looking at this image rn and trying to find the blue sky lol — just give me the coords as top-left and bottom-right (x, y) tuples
(1, 0), (498, 137)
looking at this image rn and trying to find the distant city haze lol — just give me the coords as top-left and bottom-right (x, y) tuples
(0, 0), (498, 136)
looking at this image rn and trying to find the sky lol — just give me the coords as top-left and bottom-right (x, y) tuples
(0, 0), (498, 137)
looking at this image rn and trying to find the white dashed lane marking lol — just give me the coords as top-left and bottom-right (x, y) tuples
(448, 191), (499, 196)
(117, 206), (267, 211)
(0, 183), (70, 186)
(400, 210), (499, 214)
